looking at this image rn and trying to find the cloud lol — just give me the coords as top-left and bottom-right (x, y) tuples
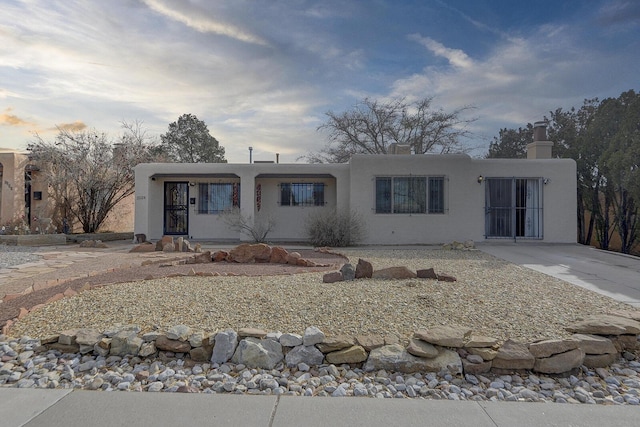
(394, 24), (638, 154)
(0, 109), (33, 127)
(597, 0), (640, 26)
(56, 121), (87, 132)
(141, 0), (269, 46)
(408, 34), (474, 69)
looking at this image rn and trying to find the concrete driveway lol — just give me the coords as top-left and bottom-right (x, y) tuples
(478, 243), (640, 308)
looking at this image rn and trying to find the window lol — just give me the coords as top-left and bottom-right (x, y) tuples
(375, 176), (445, 214)
(280, 183), (325, 206)
(198, 183), (239, 214)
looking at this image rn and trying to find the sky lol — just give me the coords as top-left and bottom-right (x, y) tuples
(1, 0), (639, 163)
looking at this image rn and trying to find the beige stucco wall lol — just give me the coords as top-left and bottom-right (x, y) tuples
(134, 163), (350, 241)
(134, 155), (576, 244)
(0, 151), (28, 226)
(349, 154), (576, 244)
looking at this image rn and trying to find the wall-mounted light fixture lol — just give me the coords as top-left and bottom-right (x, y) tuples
(543, 178), (550, 185)
(189, 182), (196, 187)
(477, 175), (484, 184)
(151, 177), (156, 181)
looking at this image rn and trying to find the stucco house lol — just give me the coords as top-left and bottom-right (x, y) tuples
(134, 126), (577, 245)
(0, 148), (134, 234)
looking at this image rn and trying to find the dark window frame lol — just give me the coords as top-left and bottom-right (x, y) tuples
(280, 182), (326, 207)
(197, 182), (240, 214)
(375, 176), (445, 214)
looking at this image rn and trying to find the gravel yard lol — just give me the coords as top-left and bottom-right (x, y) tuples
(9, 248), (634, 343)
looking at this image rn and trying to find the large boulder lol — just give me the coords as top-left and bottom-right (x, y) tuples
(228, 243), (272, 263)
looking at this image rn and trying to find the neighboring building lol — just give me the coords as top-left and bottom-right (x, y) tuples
(0, 148), (51, 232)
(0, 148), (134, 234)
(134, 125), (577, 244)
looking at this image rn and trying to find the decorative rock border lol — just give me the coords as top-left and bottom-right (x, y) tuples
(0, 234), (67, 246)
(7, 312), (639, 378)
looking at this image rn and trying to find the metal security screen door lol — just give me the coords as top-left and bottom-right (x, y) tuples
(485, 178), (543, 239)
(164, 182), (189, 235)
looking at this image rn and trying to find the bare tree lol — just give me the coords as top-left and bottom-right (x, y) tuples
(28, 121), (157, 233)
(305, 97), (476, 163)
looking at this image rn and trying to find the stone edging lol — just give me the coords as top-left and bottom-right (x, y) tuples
(8, 311), (640, 378)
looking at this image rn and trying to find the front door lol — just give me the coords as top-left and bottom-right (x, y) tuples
(164, 182), (188, 235)
(485, 178), (543, 239)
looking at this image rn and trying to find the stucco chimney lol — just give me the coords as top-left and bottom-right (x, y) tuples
(527, 121), (553, 159)
(389, 143), (411, 155)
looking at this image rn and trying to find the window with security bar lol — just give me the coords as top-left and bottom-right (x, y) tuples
(280, 183), (325, 206)
(198, 183), (240, 214)
(375, 176), (445, 214)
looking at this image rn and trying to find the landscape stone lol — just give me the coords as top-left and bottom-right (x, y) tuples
(155, 335), (191, 353)
(303, 326), (325, 346)
(416, 268), (438, 279)
(129, 243), (155, 253)
(213, 251), (229, 262)
(279, 333), (303, 347)
(571, 334), (617, 355)
(286, 252), (301, 265)
(355, 334), (385, 351)
(231, 337), (283, 369)
(528, 339), (580, 358)
(363, 344), (462, 374)
(462, 358), (492, 375)
(316, 335), (355, 353)
(566, 314), (640, 336)
(166, 325), (192, 341)
(138, 342), (157, 358)
(110, 330), (142, 356)
(466, 347), (498, 361)
(492, 340), (535, 371)
(269, 247), (289, 264)
(533, 348), (585, 374)
(583, 353), (619, 368)
(340, 263), (356, 281)
(74, 329), (102, 347)
(238, 328), (267, 338)
(406, 338), (439, 358)
(323, 271), (343, 283)
(372, 266), (416, 280)
(228, 243), (272, 263)
(285, 345), (325, 367)
(211, 329), (238, 364)
(57, 330), (79, 346)
(436, 274), (457, 282)
(413, 325), (472, 348)
(355, 259), (373, 279)
(464, 335), (499, 348)
(325, 345), (368, 364)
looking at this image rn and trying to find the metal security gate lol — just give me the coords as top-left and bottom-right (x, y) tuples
(485, 178), (543, 239)
(164, 182), (189, 235)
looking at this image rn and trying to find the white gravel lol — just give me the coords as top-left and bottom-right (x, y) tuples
(10, 248), (634, 344)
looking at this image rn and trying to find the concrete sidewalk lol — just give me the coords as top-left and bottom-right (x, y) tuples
(2, 388), (639, 427)
(478, 243), (640, 308)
